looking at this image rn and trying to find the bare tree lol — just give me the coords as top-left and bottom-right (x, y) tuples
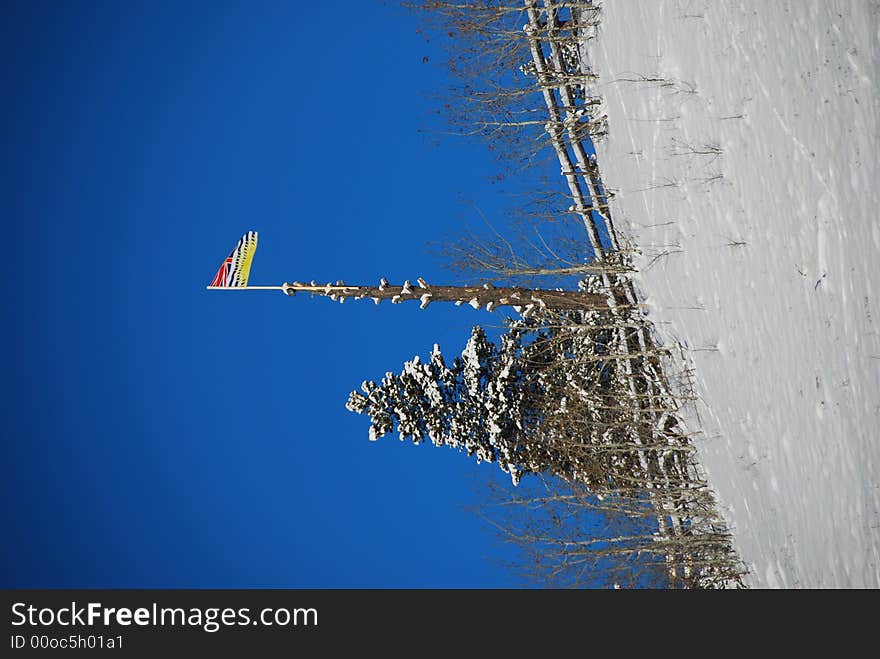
(355, 0), (750, 588)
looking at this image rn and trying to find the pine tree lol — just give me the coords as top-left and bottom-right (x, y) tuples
(345, 309), (632, 487)
(346, 325), (539, 484)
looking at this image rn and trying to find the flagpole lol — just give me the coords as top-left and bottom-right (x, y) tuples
(206, 285), (287, 290)
(207, 284), (363, 293)
(206, 235), (613, 311)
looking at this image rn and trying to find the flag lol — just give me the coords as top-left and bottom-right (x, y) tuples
(208, 231), (258, 287)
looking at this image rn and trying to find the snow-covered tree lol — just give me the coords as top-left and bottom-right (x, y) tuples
(346, 310), (637, 486)
(346, 325), (540, 484)
(346, 297), (700, 494)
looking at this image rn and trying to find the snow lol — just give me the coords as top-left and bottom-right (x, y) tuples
(591, 0), (880, 587)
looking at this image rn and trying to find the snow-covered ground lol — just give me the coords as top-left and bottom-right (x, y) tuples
(590, 0), (880, 587)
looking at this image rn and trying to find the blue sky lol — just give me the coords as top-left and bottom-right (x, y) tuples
(0, 0), (548, 587)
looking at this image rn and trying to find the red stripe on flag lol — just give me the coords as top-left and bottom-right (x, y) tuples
(209, 262), (230, 287)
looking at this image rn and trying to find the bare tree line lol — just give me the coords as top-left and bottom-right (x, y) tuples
(351, 0), (748, 588)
